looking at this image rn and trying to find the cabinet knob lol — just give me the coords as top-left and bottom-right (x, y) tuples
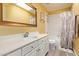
(36, 49), (40, 52)
(38, 49), (40, 51)
(31, 46), (34, 48)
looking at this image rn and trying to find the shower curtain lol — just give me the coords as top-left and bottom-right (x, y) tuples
(61, 11), (75, 50)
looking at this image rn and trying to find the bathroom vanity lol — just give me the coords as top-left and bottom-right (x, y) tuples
(0, 34), (49, 56)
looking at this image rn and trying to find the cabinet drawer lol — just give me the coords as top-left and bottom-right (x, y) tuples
(22, 41), (38, 56)
(6, 49), (21, 56)
(38, 37), (46, 44)
(25, 47), (38, 56)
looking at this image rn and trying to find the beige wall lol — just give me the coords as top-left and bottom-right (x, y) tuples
(0, 26), (36, 36)
(0, 3), (47, 36)
(74, 16), (79, 55)
(73, 37), (79, 55)
(72, 4), (79, 55)
(0, 4), (2, 21)
(72, 4), (79, 16)
(32, 4), (47, 33)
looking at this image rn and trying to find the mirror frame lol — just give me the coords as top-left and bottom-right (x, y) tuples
(0, 3), (37, 27)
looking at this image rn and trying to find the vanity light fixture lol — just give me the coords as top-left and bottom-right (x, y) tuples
(15, 3), (33, 11)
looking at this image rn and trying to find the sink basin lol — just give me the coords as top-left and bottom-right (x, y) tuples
(28, 32), (39, 37)
(24, 32), (39, 40)
(23, 37), (37, 41)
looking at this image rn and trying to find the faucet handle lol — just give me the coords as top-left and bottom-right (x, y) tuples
(24, 32), (29, 38)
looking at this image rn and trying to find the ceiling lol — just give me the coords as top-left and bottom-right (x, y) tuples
(41, 3), (72, 12)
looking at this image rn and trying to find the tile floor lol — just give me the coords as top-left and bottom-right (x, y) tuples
(46, 50), (75, 56)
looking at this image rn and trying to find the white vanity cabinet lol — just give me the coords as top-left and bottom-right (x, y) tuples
(25, 36), (49, 56)
(5, 35), (49, 56)
(25, 44), (45, 56)
(6, 49), (21, 56)
(21, 41), (39, 56)
(25, 47), (38, 56)
(44, 37), (49, 55)
(37, 43), (46, 56)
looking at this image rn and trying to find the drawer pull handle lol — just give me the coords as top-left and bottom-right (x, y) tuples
(36, 49), (40, 52)
(31, 46), (34, 48)
(38, 49), (40, 51)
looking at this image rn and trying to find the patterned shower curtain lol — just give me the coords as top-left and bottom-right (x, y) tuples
(61, 11), (75, 50)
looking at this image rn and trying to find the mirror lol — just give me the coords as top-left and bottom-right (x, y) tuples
(0, 3), (37, 27)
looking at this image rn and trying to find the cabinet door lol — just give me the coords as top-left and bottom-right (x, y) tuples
(41, 36), (49, 55)
(26, 51), (36, 56)
(36, 41), (47, 56)
(25, 47), (38, 56)
(45, 38), (49, 53)
(25, 36), (49, 56)
(22, 40), (39, 56)
(38, 43), (45, 56)
(25, 45), (44, 56)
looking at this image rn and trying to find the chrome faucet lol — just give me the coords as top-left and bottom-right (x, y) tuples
(24, 32), (29, 38)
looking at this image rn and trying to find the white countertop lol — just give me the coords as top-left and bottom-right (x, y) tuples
(0, 34), (48, 56)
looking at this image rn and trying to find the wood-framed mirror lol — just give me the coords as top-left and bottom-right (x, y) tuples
(0, 3), (37, 27)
